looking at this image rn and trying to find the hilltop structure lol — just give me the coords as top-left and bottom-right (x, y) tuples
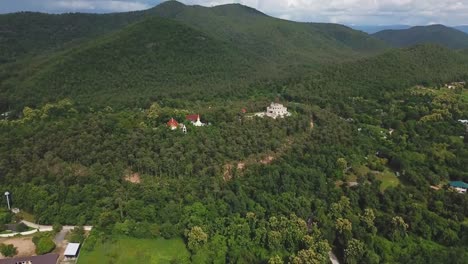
(186, 114), (205, 126)
(167, 118), (179, 130)
(255, 102), (291, 119)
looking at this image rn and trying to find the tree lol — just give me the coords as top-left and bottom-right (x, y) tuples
(391, 216), (408, 241)
(344, 239), (365, 264)
(0, 243), (17, 257)
(268, 255), (284, 264)
(337, 158), (348, 173)
(53, 223), (63, 233)
(290, 248), (327, 264)
(187, 226), (208, 252)
(335, 218), (352, 234)
(69, 226), (86, 243)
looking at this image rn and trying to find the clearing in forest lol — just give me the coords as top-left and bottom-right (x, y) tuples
(77, 236), (189, 264)
(124, 172), (141, 184)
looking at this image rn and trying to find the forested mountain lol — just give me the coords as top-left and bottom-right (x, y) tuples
(286, 45), (468, 104)
(1, 16), (271, 108)
(351, 25), (411, 34)
(0, 1), (388, 64)
(0, 1), (390, 110)
(373, 25), (468, 49)
(0, 1), (468, 264)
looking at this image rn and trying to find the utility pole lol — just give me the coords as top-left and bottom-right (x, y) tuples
(4, 191), (10, 210)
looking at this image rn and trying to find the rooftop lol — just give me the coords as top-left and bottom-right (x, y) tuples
(0, 254), (59, 264)
(450, 181), (468, 189)
(64, 242), (80, 256)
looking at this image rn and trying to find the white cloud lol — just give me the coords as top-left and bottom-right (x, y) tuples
(1, 0), (468, 25)
(178, 0), (468, 25)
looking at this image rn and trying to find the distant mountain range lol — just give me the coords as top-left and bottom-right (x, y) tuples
(372, 24), (468, 49)
(351, 24), (468, 34)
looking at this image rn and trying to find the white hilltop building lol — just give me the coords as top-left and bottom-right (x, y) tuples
(255, 102), (291, 119)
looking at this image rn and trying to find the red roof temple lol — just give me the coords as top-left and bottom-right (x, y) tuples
(167, 118), (179, 130)
(186, 114), (200, 122)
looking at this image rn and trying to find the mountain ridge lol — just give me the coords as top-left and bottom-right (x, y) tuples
(372, 24), (468, 49)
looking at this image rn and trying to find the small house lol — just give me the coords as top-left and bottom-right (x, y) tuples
(450, 181), (468, 194)
(0, 254), (59, 264)
(64, 243), (81, 260)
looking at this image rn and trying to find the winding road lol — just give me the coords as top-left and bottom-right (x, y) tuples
(0, 220), (92, 238)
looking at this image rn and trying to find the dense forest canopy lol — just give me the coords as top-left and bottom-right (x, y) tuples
(0, 1), (467, 264)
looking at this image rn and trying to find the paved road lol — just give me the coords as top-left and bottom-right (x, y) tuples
(54, 229), (68, 244)
(21, 220), (93, 231)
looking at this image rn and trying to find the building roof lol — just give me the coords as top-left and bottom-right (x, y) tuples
(0, 254), (59, 264)
(64, 243), (81, 256)
(167, 118), (179, 127)
(186, 114), (199, 122)
(450, 181), (468, 189)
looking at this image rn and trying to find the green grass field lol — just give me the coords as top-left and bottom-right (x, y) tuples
(376, 170), (400, 191)
(78, 236), (190, 264)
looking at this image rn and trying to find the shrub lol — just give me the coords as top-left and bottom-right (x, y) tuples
(36, 237), (55, 255)
(0, 243), (17, 257)
(53, 223), (63, 233)
(69, 226), (85, 243)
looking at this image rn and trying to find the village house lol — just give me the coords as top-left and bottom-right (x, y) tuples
(450, 181), (468, 194)
(255, 102), (291, 119)
(0, 254), (59, 264)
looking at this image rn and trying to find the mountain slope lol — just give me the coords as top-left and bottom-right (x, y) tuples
(0, 11), (151, 63)
(0, 1), (391, 109)
(1, 16), (275, 108)
(350, 25), (411, 34)
(0, 1), (388, 65)
(286, 45), (468, 104)
(454, 25), (468, 34)
(373, 25), (468, 49)
(151, 2), (388, 63)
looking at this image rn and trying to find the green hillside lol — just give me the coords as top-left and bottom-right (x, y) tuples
(0, 11), (150, 63)
(286, 45), (468, 107)
(373, 24), (468, 49)
(0, 1), (391, 110)
(0, 1), (388, 65)
(1, 16), (272, 108)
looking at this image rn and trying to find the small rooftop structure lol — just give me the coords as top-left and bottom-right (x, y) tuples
(186, 114), (205, 127)
(0, 254), (59, 264)
(64, 243), (81, 259)
(450, 181), (468, 194)
(167, 118), (179, 130)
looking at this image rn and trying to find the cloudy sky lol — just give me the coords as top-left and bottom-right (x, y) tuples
(1, 0), (467, 26)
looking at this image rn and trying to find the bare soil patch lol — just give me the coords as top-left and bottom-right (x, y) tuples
(124, 172), (141, 184)
(0, 236), (35, 258)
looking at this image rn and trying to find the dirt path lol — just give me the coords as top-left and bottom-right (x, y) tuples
(223, 137), (296, 181)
